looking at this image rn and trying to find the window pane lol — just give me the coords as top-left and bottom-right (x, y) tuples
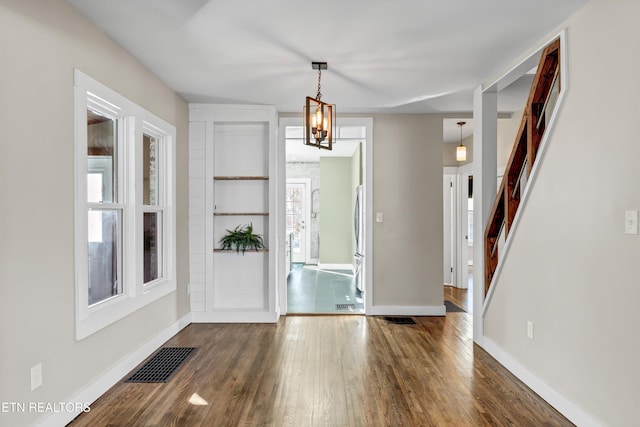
(292, 235), (301, 253)
(143, 134), (159, 206)
(87, 109), (117, 203)
(87, 173), (104, 210)
(88, 209), (121, 305)
(144, 212), (162, 283)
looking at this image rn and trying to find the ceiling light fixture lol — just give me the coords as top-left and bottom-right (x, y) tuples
(303, 62), (336, 150)
(456, 121), (467, 162)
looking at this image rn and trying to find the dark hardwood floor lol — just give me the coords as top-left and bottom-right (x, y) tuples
(69, 288), (572, 426)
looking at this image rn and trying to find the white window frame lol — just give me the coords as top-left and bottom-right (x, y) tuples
(139, 122), (170, 288)
(74, 70), (176, 340)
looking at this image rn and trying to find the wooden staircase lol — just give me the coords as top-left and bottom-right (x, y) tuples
(484, 38), (561, 297)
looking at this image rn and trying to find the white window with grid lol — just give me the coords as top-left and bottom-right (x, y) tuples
(74, 70), (176, 340)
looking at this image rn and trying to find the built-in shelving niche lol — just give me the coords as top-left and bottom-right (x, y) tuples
(188, 105), (277, 322)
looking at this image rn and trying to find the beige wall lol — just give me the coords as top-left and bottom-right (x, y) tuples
(0, 1), (189, 425)
(372, 114), (443, 307)
(319, 157), (353, 264)
(483, 0), (640, 425)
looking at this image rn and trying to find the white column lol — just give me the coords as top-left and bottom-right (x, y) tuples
(472, 86), (497, 345)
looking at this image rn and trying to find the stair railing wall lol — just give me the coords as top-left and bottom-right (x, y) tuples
(483, 38), (561, 297)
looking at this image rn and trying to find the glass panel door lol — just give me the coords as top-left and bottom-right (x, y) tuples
(286, 182), (307, 263)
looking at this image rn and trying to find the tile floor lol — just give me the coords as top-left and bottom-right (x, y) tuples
(287, 264), (364, 314)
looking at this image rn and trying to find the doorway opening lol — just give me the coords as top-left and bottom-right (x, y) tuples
(443, 117), (475, 314)
(443, 168), (474, 314)
(282, 120), (370, 314)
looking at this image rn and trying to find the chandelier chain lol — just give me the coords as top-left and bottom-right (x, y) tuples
(316, 68), (322, 101)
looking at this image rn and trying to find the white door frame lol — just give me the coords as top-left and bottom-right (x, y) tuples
(457, 163), (473, 291)
(443, 169), (457, 286)
(444, 165), (474, 290)
(286, 178), (311, 264)
(278, 116), (373, 316)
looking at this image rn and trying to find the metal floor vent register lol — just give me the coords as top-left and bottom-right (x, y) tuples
(125, 347), (195, 383)
(384, 316), (416, 325)
(336, 303), (355, 310)
(445, 300), (466, 313)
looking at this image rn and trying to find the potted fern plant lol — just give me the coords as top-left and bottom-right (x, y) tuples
(218, 223), (265, 254)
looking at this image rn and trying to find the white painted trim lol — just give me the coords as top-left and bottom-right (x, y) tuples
(442, 166), (458, 174)
(442, 172), (458, 286)
(278, 119), (290, 314)
(189, 104), (274, 122)
(191, 311), (279, 323)
(36, 314), (192, 427)
(317, 263), (353, 271)
(277, 119), (287, 316)
(472, 84), (497, 345)
(482, 29), (568, 317)
(482, 338), (604, 427)
(457, 168), (473, 291)
(267, 107), (279, 318)
(367, 305), (445, 316)
(357, 117), (374, 314)
(204, 120), (215, 313)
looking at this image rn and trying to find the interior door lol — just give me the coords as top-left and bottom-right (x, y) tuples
(459, 172), (472, 291)
(286, 181), (309, 264)
(443, 173), (456, 285)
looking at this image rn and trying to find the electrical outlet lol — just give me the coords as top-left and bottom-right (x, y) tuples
(31, 363), (42, 391)
(527, 321), (534, 340)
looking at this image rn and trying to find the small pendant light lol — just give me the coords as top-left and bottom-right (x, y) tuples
(456, 121), (467, 162)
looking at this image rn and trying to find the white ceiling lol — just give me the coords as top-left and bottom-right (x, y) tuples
(67, 0), (587, 117)
(67, 0), (587, 159)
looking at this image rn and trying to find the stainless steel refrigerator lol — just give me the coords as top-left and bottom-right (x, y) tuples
(354, 185), (365, 293)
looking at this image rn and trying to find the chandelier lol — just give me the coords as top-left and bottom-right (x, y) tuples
(303, 62), (336, 150)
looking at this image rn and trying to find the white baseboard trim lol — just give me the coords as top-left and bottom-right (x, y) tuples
(482, 337), (603, 427)
(37, 313), (192, 427)
(317, 263), (353, 271)
(368, 305), (446, 316)
(191, 311), (279, 323)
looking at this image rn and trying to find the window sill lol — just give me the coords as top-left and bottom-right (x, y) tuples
(76, 279), (176, 340)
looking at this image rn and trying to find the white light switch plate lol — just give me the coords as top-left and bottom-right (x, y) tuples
(625, 210), (638, 235)
(376, 212), (383, 223)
